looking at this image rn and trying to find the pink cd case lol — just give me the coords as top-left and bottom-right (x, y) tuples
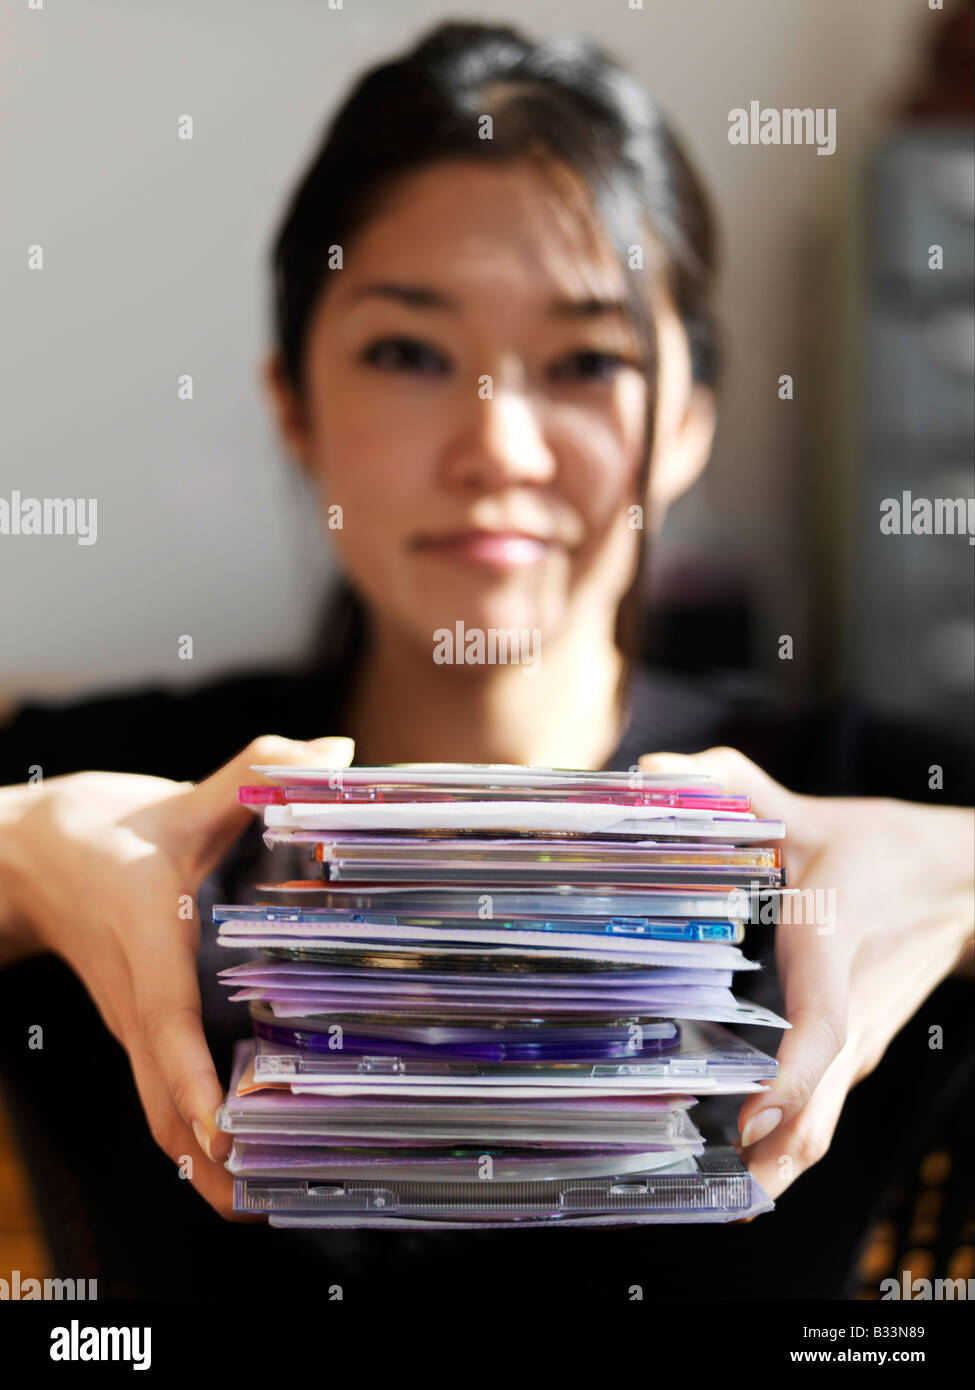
(240, 762), (747, 810)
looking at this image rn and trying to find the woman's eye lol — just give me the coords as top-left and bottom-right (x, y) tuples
(549, 350), (631, 383)
(360, 337), (449, 375)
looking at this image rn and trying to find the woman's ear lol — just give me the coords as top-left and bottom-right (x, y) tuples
(261, 352), (313, 473)
(642, 293), (717, 532)
(646, 381), (716, 524)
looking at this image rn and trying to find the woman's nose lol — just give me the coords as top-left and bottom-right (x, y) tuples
(439, 388), (557, 492)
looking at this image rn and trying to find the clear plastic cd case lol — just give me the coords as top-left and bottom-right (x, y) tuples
(215, 762), (781, 1226)
(233, 1148), (771, 1225)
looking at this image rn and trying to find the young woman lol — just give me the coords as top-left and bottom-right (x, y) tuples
(0, 23), (971, 1300)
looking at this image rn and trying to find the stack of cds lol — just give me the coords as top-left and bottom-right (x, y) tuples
(214, 764), (787, 1229)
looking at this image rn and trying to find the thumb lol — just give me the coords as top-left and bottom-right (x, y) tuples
(639, 746), (795, 818)
(178, 732), (355, 879)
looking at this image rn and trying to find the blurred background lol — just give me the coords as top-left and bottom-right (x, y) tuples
(1, 0), (972, 740)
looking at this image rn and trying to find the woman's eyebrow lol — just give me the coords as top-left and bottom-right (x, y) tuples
(346, 282), (459, 310)
(549, 295), (630, 319)
(344, 284), (630, 319)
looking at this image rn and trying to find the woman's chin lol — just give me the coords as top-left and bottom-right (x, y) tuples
(400, 599), (565, 655)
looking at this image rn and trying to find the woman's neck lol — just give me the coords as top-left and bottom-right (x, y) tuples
(345, 610), (628, 770)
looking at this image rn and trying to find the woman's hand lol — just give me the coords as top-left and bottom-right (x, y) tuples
(640, 747), (973, 1200)
(0, 733), (354, 1219)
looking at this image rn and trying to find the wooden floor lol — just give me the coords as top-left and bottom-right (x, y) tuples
(0, 1084), (52, 1280)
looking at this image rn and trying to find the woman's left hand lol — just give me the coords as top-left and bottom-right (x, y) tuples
(639, 748), (974, 1200)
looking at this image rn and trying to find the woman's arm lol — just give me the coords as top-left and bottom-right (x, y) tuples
(0, 787), (35, 966)
(0, 733), (354, 1217)
(0, 785), (42, 968)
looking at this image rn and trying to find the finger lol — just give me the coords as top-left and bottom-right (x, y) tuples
(743, 1042), (856, 1199)
(737, 921), (850, 1148)
(127, 923), (231, 1165)
(639, 747), (795, 817)
(641, 744), (828, 877)
(178, 733), (355, 879)
(125, 1038), (256, 1221)
(86, 966), (137, 1052)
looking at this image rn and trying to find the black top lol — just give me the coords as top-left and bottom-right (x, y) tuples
(0, 657), (971, 1301)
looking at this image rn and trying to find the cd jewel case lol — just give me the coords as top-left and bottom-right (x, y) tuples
(215, 762), (781, 1225)
(234, 1149), (771, 1227)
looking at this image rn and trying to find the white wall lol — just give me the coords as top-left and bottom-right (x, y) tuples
(0, 0), (925, 699)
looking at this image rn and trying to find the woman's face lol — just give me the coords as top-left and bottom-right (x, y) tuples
(269, 159), (707, 654)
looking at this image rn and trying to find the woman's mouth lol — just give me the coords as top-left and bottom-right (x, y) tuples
(411, 530), (551, 570)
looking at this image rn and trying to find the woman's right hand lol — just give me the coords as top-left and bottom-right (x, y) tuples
(0, 733), (355, 1219)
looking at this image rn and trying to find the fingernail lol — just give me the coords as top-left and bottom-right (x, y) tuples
(740, 1107), (783, 1148)
(192, 1119), (215, 1162)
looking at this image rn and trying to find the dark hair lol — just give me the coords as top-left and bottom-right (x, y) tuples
(272, 21), (718, 395)
(272, 21), (719, 667)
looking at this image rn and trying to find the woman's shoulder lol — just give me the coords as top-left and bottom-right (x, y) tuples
(0, 663), (346, 784)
